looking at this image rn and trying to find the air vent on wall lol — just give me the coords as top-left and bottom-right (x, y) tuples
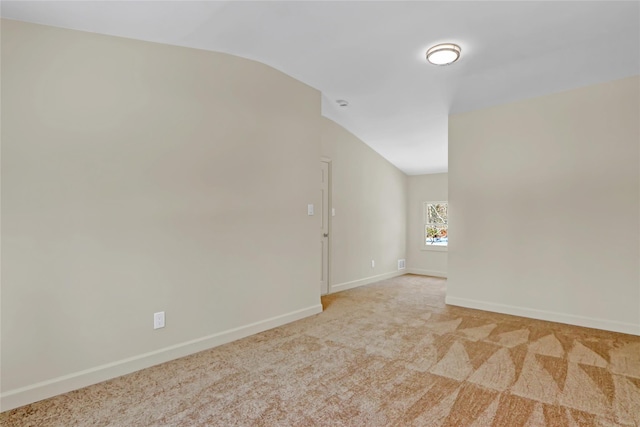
(398, 259), (406, 270)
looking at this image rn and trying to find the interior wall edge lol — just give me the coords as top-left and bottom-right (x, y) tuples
(446, 295), (640, 337)
(406, 268), (448, 279)
(330, 271), (405, 294)
(0, 304), (323, 412)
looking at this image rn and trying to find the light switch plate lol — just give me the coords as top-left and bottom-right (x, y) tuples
(308, 204), (314, 216)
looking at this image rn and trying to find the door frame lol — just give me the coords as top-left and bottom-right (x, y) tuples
(321, 157), (332, 295)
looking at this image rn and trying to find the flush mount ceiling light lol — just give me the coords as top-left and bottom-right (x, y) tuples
(336, 99), (349, 107)
(426, 43), (461, 66)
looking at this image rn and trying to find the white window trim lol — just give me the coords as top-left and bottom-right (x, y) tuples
(422, 201), (448, 252)
(421, 244), (448, 252)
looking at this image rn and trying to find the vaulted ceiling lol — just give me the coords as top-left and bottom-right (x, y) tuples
(2, 1), (639, 174)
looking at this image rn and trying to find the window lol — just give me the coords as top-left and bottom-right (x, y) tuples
(424, 202), (448, 247)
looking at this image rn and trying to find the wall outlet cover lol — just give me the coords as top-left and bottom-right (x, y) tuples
(154, 311), (165, 329)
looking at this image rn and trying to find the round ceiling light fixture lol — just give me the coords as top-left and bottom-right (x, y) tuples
(336, 99), (349, 107)
(426, 43), (461, 66)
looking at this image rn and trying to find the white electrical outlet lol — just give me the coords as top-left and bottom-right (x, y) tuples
(371, 260), (375, 268)
(154, 311), (165, 329)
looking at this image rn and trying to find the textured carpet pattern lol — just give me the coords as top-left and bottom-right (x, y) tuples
(2, 274), (640, 426)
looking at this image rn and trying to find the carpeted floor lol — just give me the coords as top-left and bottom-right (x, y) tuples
(2, 274), (640, 426)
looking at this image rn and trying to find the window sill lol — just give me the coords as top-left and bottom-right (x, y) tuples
(421, 245), (448, 252)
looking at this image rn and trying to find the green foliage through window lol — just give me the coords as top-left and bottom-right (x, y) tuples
(424, 202), (448, 246)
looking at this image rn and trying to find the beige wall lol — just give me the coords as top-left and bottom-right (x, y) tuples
(407, 173), (448, 277)
(448, 76), (640, 335)
(320, 118), (407, 292)
(1, 20), (323, 409)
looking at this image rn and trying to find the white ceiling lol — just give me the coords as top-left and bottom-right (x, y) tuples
(2, 1), (639, 175)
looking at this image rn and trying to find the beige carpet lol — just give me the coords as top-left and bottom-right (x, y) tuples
(2, 274), (640, 426)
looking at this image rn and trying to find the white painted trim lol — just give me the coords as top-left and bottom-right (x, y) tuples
(407, 268), (447, 278)
(320, 158), (331, 296)
(420, 245), (448, 252)
(0, 304), (323, 412)
(446, 296), (640, 336)
(330, 271), (404, 293)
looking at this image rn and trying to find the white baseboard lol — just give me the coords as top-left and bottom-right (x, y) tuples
(331, 271), (405, 293)
(406, 268), (447, 278)
(1, 304), (323, 412)
(446, 296), (640, 336)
